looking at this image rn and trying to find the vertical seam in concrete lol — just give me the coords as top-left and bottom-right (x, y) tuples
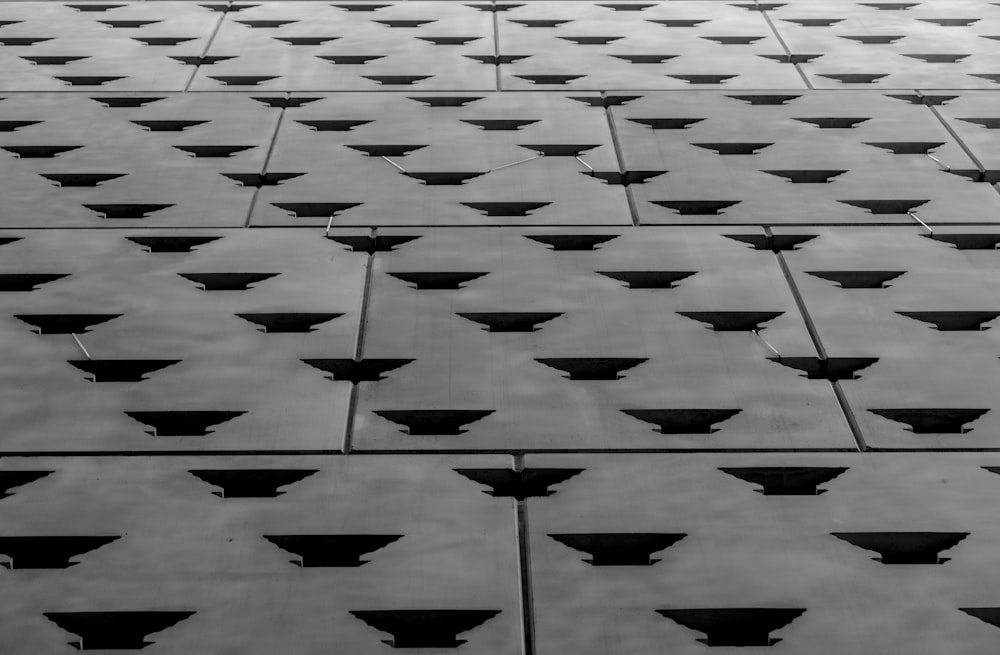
(765, 227), (868, 452)
(242, 98), (287, 228)
(184, 8), (227, 92)
(513, 453), (536, 655)
(342, 227), (377, 454)
(927, 103), (992, 193)
(602, 92), (641, 226)
(493, 3), (502, 91)
(759, 8), (813, 90)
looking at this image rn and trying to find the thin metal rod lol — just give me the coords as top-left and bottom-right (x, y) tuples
(752, 329), (780, 357)
(381, 156), (406, 172)
(926, 153), (950, 171)
(908, 211), (933, 234)
(325, 214), (334, 237)
(575, 155), (594, 172)
(71, 334), (91, 360)
(488, 153), (542, 173)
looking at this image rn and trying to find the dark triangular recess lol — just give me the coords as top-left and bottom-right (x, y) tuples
(668, 74), (737, 84)
(22, 55), (90, 65)
(0, 471), (52, 499)
(792, 117), (870, 128)
(272, 202), (362, 217)
(208, 75), (279, 86)
(124, 410), (246, 436)
(54, 76), (125, 86)
(859, 2), (918, 8)
(454, 468), (583, 499)
(869, 408), (989, 433)
(67, 4), (126, 11)
(805, 270), (905, 288)
(838, 199), (928, 214)
(456, 312), (562, 332)
(886, 93), (957, 106)
(350, 610), (501, 648)
(509, 19), (571, 27)
(1, 145), (82, 158)
(536, 357), (647, 380)
(598, 3), (656, 10)
(252, 96), (321, 108)
(172, 145), (255, 157)
(345, 144), (427, 157)
(460, 119), (538, 131)
(518, 143), (598, 157)
(596, 271), (695, 289)
(189, 469), (319, 498)
(43, 612), (196, 650)
(373, 410), (494, 435)
(758, 53), (822, 64)
(864, 141), (944, 154)
(958, 118), (1000, 129)
(91, 97), (163, 108)
(902, 53), (969, 63)
(0, 237), (20, 247)
(461, 202), (551, 216)
(273, 36), (338, 45)
(558, 35), (623, 45)
(949, 169), (1000, 184)
(628, 118), (704, 129)
(168, 55), (236, 65)
(677, 311), (783, 331)
(622, 409), (742, 434)
(235, 313), (342, 333)
(0, 120), (42, 131)
(264, 534), (402, 566)
(14, 314), (119, 334)
(0, 536), (120, 569)
(69, 359), (180, 383)
(84, 204), (174, 219)
(408, 96), (483, 107)
(724, 234), (817, 252)
(726, 94), (800, 105)
(301, 358), (413, 383)
(959, 608), (1000, 629)
(200, 3), (258, 10)
(328, 235), (419, 254)
(700, 35), (764, 44)
(525, 234), (618, 251)
(762, 170), (846, 183)
(918, 17), (977, 25)
(131, 119), (208, 132)
(924, 233), (1000, 249)
(178, 272), (279, 291)
(782, 18), (844, 26)
(133, 37), (197, 46)
(40, 173), (126, 187)
(318, 55), (384, 64)
(896, 311), (1000, 331)
(0, 274), (69, 292)
(332, 3), (390, 9)
(586, 170), (666, 185)
(363, 75), (433, 85)
(655, 608), (806, 647)
(463, 55), (531, 65)
(831, 532), (969, 564)
(568, 95), (641, 108)
(126, 236), (220, 252)
(221, 172), (305, 187)
(719, 467), (848, 495)
(650, 200), (740, 215)
(404, 171), (486, 185)
(388, 272), (487, 290)
(514, 75), (585, 85)
(549, 533), (686, 565)
(818, 73), (888, 84)
(0, 37), (52, 45)
(648, 19), (709, 27)
(692, 142), (772, 155)
(295, 119), (373, 131)
(235, 19), (298, 27)
(768, 357), (878, 381)
(418, 36), (480, 45)
(374, 19), (436, 27)
(840, 34), (904, 44)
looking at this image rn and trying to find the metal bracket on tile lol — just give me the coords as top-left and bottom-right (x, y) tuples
(381, 156), (407, 172)
(907, 211), (933, 235)
(575, 156), (594, 172)
(71, 334), (92, 360)
(925, 153), (951, 172)
(752, 329), (780, 357)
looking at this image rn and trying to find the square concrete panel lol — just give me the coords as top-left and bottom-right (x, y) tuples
(188, 2), (496, 91)
(251, 92), (630, 226)
(0, 454), (520, 655)
(777, 225), (1000, 449)
(610, 90), (1000, 225)
(526, 452), (1000, 655)
(0, 93), (278, 227)
(0, 229), (364, 452)
(497, 1), (807, 90)
(351, 227), (855, 452)
(931, 91), (1000, 174)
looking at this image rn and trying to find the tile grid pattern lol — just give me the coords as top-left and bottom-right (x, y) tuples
(3, 1), (1000, 653)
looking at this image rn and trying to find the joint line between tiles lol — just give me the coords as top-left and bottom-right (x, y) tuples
(601, 92), (640, 226)
(513, 453), (536, 655)
(342, 228), (377, 455)
(184, 8), (227, 92)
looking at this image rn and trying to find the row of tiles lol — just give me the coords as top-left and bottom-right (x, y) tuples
(0, 91), (998, 226)
(3, 226), (1000, 451)
(0, 1), (999, 89)
(3, 454), (1000, 653)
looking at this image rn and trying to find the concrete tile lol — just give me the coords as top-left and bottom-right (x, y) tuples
(526, 452), (1000, 655)
(610, 91), (1000, 225)
(931, 91), (1000, 173)
(0, 229), (365, 452)
(351, 226), (855, 451)
(251, 92), (630, 226)
(0, 454), (519, 654)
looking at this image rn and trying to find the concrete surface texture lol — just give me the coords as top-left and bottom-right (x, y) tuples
(2, 0), (1000, 653)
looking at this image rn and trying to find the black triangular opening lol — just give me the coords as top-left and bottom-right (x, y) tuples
(536, 357), (647, 380)
(462, 202), (551, 216)
(456, 312), (563, 332)
(869, 408), (990, 433)
(295, 119), (373, 131)
(83, 204), (174, 219)
(264, 534), (402, 566)
(0, 536), (120, 569)
(896, 311), (1000, 330)
(596, 271), (695, 289)
(125, 236), (220, 253)
(805, 270), (905, 288)
(651, 200), (740, 215)
(43, 612), (196, 650)
(350, 610), (501, 648)
(677, 311), (783, 331)
(768, 357), (878, 381)
(235, 313), (342, 333)
(68, 360), (180, 383)
(550, 533), (686, 565)
(724, 234), (817, 252)
(832, 532), (968, 563)
(172, 145), (254, 158)
(454, 468), (583, 499)
(719, 467), (848, 495)
(0, 470), (53, 498)
(838, 199), (928, 214)
(178, 272), (279, 291)
(15, 313), (120, 334)
(525, 234), (618, 251)
(655, 608), (805, 647)
(124, 410), (246, 436)
(388, 272), (487, 290)
(373, 410), (494, 435)
(0, 274), (69, 292)
(328, 235), (419, 254)
(622, 409), (742, 434)
(272, 202), (362, 217)
(189, 469), (319, 498)
(301, 358), (413, 383)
